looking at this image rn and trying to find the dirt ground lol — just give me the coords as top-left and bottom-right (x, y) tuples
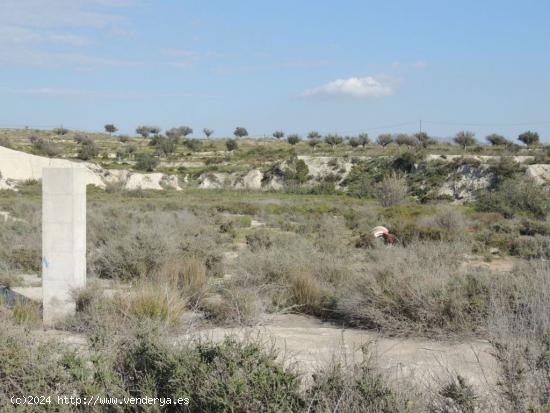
(180, 313), (497, 392)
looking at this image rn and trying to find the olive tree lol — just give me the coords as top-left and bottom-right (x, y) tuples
(394, 133), (419, 147)
(273, 130), (285, 140)
(287, 134), (301, 145)
(376, 133), (393, 147)
(454, 131), (476, 150)
(348, 137), (360, 148)
(307, 131), (321, 140)
(149, 126), (161, 136)
(104, 124), (117, 135)
(324, 134), (343, 148)
(486, 133), (511, 146)
(414, 132), (433, 148)
(357, 133), (370, 147)
(308, 138), (320, 150)
(136, 125), (160, 138)
(518, 130), (540, 146)
(233, 127), (248, 138)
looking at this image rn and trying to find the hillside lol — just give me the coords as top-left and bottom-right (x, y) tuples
(1, 128), (548, 200)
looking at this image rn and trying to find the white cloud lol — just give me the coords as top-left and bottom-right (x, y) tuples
(302, 76), (395, 99)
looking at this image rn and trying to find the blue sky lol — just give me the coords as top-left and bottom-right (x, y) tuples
(1, 0), (549, 141)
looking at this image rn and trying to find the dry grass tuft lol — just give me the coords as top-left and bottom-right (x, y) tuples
(12, 299), (41, 327)
(289, 271), (321, 314)
(122, 282), (186, 327)
(156, 256), (207, 303)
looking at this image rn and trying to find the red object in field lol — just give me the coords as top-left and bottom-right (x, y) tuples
(382, 232), (398, 246)
(371, 226), (398, 246)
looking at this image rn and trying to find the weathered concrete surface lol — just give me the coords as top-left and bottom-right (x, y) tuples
(42, 168), (86, 325)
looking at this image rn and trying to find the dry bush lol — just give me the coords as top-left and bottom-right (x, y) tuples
(305, 345), (423, 412)
(509, 234), (550, 259)
(419, 205), (467, 234)
(375, 172), (409, 207)
(488, 261), (550, 413)
(219, 287), (260, 326)
(155, 256), (207, 303)
(232, 231), (352, 318)
(235, 233), (315, 285)
(429, 375), (479, 413)
(245, 228), (273, 251)
(337, 241), (490, 333)
(87, 206), (224, 280)
(199, 282), (262, 326)
(315, 215), (350, 254)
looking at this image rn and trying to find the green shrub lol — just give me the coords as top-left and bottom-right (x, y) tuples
(488, 157), (520, 187)
(226, 139), (238, 151)
(76, 141), (98, 160)
(519, 219), (550, 236)
(116, 332), (304, 412)
(0, 320), (116, 413)
(284, 158), (310, 184)
(431, 375), (478, 413)
(475, 177), (549, 218)
(135, 153), (159, 171)
(182, 138), (202, 152)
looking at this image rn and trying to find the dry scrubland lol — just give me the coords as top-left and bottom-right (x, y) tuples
(0, 129), (549, 412)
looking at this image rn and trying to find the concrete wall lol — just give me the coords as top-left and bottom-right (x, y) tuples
(42, 168), (86, 325)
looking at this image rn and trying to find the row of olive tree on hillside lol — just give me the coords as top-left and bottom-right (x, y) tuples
(103, 123), (542, 148)
(133, 126), (248, 139)
(271, 129), (543, 149)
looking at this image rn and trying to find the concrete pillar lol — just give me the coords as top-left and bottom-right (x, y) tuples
(42, 168), (86, 325)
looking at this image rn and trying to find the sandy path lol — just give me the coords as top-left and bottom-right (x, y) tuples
(178, 314), (497, 391)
